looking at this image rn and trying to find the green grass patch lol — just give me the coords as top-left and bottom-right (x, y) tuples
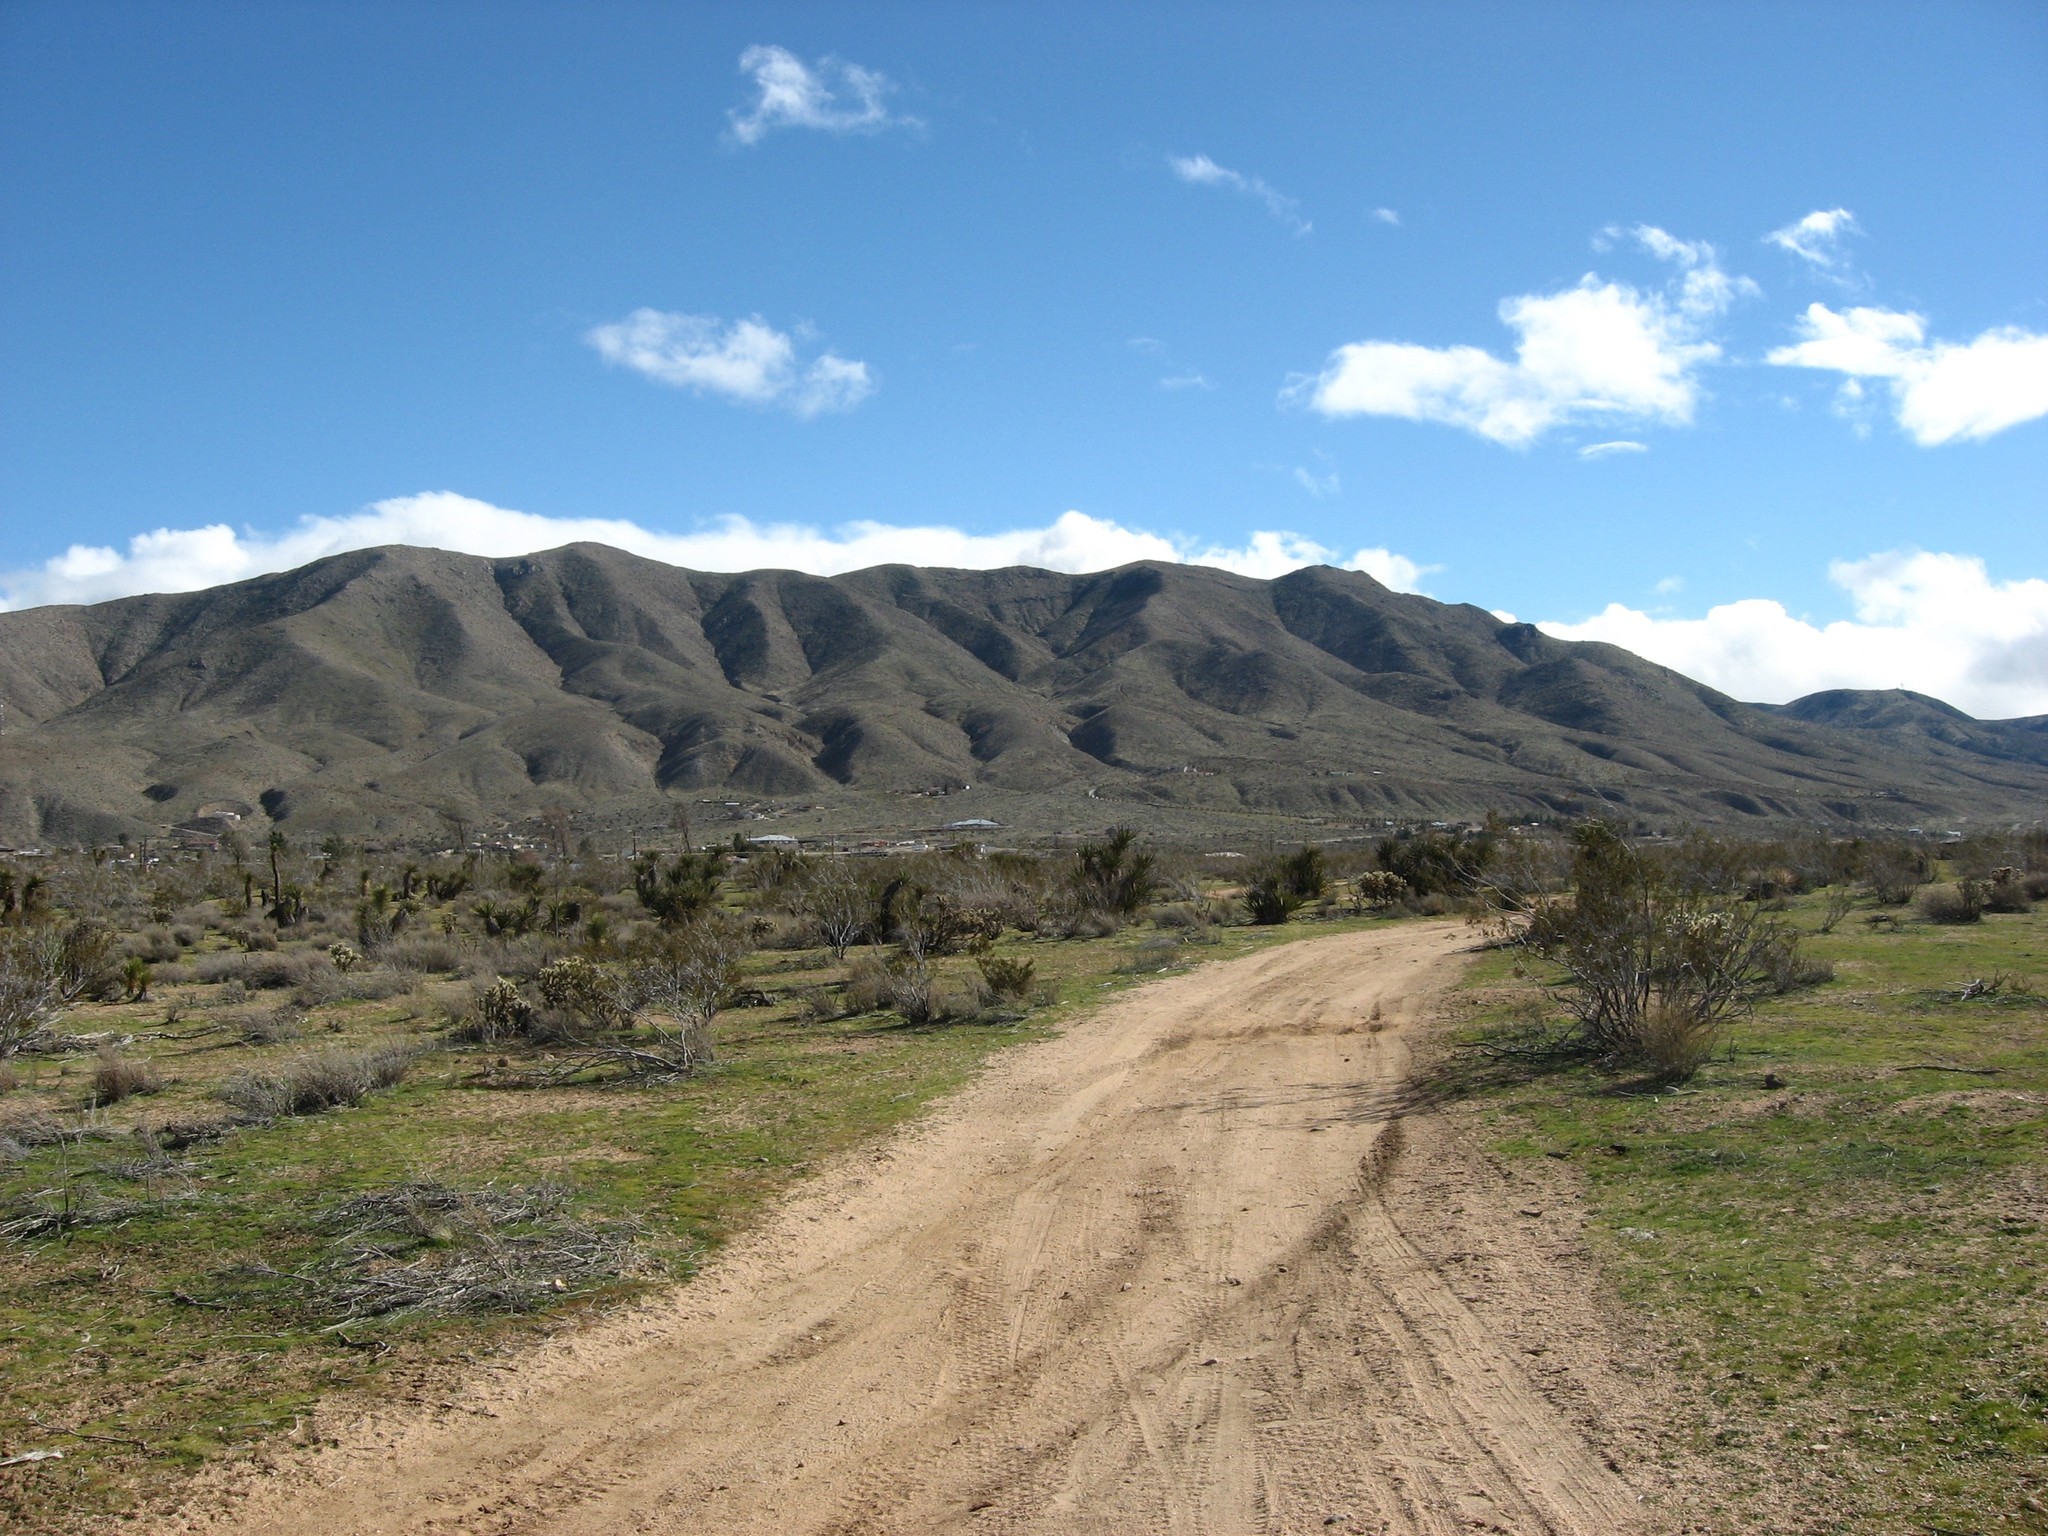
(1440, 897), (2048, 1532)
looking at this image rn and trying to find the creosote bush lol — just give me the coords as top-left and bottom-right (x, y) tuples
(92, 1047), (163, 1104)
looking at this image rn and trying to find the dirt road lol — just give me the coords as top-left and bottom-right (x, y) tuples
(179, 923), (1655, 1535)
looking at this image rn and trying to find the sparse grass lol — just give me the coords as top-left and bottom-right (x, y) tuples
(1436, 895), (2048, 1532)
(0, 901), (1395, 1530)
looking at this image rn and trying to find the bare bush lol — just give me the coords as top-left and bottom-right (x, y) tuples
(2, 921), (122, 1056)
(216, 1042), (416, 1120)
(1862, 841), (1930, 905)
(1518, 825), (1794, 1070)
(225, 1180), (642, 1324)
(1918, 881), (1985, 925)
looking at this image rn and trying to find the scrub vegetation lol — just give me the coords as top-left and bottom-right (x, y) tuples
(1440, 827), (2048, 1532)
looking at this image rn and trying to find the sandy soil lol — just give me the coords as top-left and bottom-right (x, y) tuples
(171, 922), (1668, 1535)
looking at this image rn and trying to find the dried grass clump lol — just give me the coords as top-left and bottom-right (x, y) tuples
(1632, 1001), (1723, 1082)
(92, 1047), (164, 1104)
(216, 1042), (416, 1120)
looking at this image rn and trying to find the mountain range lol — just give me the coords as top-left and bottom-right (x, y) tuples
(1, 542), (2043, 847)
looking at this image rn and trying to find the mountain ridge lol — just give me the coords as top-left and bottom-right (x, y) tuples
(1, 542), (2042, 845)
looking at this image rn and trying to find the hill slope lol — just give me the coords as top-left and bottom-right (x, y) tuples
(1, 543), (2043, 844)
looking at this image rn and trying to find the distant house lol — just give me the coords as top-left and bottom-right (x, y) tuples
(745, 834), (799, 847)
(943, 818), (1001, 830)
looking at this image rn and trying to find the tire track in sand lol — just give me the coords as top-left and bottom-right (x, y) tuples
(171, 921), (1657, 1536)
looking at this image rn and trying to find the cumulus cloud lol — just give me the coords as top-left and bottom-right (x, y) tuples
(1766, 207), (1860, 272)
(1540, 549), (2048, 718)
(585, 309), (873, 416)
(1168, 154), (1310, 235)
(0, 494), (1435, 612)
(1295, 227), (1750, 446)
(726, 45), (916, 145)
(1766, 303), (2048, 445)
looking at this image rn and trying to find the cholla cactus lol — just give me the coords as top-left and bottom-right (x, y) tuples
(535, 956), (631, 1030)
(475, 978), (532, 1038)
(327, 941), (364, 974)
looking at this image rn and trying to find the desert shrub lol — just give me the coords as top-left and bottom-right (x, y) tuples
(1918, 881), (1985, 925)
(125, 927), (182, 965)
(1149, 901), (1205, 929)
(1759, 934), (1834, 993)
(383, 935), (462, 974)
(216, 1042), (415, 1120)
(1376, 830), (1494, 897)
(121, 955), (153, 1000)
(1038, 888), (1122, 939)
(619, 920), (751, 1069)
(242, 925), (280, 953)
(92, 1048), (164, 1103)
(1118, 936), (1182, 973)
(976, 955), (1036, 999)
(789, 860), (874, 959)
(2, 921), (122, 1055)
(1349, 870), (1409, 912)
(238, 1004), (305, 1045)
(195, 950), (317, 991)
(1861, 841), (1930, 905)
(1521, 823), (1788, 1065)
(1984, 869), (2033, 914)
(1275, 845), (1327, 901)
(1635, 1001), (1723, 1082)
(171, 925), (201, 949)
(841, 954), (895, 1015)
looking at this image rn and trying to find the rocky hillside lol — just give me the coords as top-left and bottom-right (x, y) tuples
(1, 543), (2043, 844)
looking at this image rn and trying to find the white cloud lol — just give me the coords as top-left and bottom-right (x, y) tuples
(1298, 226), (1751, 446)
(1578, 440), (1647, 459)
(1653, 575), (1684, 596)
(585, 309), (873, 417)
(726, 45), (916, 145)
(1540, 549), (2048, 718)
(1168, 153), (1310, 235)
(1158, 371), (1212, 391)
(1766, 207), (1859, 271)
(0, 494), (1436, 612)
(1371, 207), (1401, 226)
(1767, 303), (2048, 445)
(1292, 466), (1340, 498)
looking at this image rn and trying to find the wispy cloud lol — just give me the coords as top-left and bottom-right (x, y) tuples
(1370, 207), (1401, 226)
(726, 45), (917, 145)
(1578, 440), (1647, 459)
(1168, 153), (1310, 235)
(1292, 466), (1339, 498)
(1541, 549), (2048, 718)
(0, 495), (1436, 612)
(1766, 304), (2048, 445)
(1158, 371), (1212, 391)
(585, 309), (873, 417)
(1293, 226), (1752, 446)
(1766, 207), (1860, 274)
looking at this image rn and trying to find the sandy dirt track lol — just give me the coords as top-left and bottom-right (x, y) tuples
(177, 922), (1656, 1535)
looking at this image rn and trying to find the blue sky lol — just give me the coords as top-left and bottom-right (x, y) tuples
(3, 2), (2045, 713)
